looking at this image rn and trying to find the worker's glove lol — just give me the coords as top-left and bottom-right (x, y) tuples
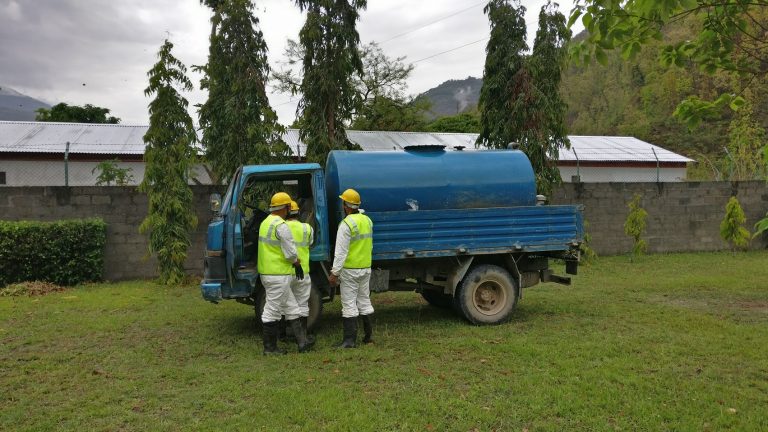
(293, 262), (304, 281)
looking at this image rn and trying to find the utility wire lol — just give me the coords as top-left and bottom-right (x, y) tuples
(411, 36), (490, 64)
(379, 1), (487, 44)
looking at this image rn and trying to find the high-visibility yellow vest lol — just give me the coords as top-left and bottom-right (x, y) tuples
(286, 219), (312, 273)
(257, 214), (293, 275)
(342, 213), (373, 269)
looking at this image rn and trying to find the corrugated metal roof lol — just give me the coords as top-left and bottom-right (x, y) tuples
(0, 121), (147, 154)
(0, 121), (693, 162)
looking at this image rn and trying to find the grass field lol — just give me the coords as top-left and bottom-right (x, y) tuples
(1, 251), (767, 431)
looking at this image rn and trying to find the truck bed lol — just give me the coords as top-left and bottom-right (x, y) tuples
(369, 205), (584, 260)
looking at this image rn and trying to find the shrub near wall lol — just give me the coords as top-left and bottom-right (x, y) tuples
(0, 219), (107, 287)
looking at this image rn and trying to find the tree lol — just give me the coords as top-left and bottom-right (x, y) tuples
(725, 101), (767, 180)
(274, 41), (422, 132)
(35, 103), (120, 123)
(351, 96), (429, 131)
(196, 0), (288, 182)
(569, 1), (768, 128)
(139, 40), (198, 285)
(291, 0), (367, 165)
(624, 194), (648, 259)
(720, 196), (750, 251)
(477, 0), (528, 150)
(91, 159), (134, 186)
(477, 0), (571, 195)
(427, 110), (481, 133)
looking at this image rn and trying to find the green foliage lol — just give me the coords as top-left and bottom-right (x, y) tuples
(754, 212), (768, 239)
(720, 196), (750, 250)
(140, 40), (198, 285)
(624, 194), (648, 257)
(288, 1), (367, 165)
(35, 102), (120, 124)
(426, 110), (481, 133)
(196, 0), (288, 181)
(726, 102), (767, 181)
(478, 0), (571, 196)
(275, 40), (423, 134)
(0, 219), (106, 287)
(91, 159), (134, 186)
(350, 96), (429, 132)
(569, 1), (768, 128)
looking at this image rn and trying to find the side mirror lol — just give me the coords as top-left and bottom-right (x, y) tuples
(210, 193), (222, 213)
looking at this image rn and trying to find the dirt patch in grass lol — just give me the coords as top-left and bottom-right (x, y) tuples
(0, 281), (68, 297)
(658, 296), (768, 323)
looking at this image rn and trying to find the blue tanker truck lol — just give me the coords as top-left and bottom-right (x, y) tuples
(201, 146), (584, 326)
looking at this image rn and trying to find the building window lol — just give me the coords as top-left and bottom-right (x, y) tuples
(0, 172), (5, 185)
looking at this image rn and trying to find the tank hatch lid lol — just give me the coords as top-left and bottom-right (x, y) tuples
(403, 144), (446, 152)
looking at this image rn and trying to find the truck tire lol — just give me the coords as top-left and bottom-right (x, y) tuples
(453, 264), (518, 325)
(254, 283), (323, 330)
(421, 290), (453, 308)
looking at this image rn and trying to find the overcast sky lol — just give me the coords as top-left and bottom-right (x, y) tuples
(0, 0), (578, 125)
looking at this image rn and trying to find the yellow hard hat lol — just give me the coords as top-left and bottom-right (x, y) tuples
(290, 200), (299, 212)
(339, 188), (361, 206)
(269, 192), (292, 209)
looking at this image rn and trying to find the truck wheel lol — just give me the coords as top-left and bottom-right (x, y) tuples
(453, 264), (518, 325)
(421, 290), (453, 308)
(254, 283), (323, 330)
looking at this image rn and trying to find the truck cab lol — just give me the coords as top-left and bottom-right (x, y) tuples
(201, 163), (331, 325)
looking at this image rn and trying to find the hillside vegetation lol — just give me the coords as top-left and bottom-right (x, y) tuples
(561, 18), (768, 164)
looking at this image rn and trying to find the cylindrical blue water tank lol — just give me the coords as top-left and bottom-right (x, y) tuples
(325, 147), (536, 221)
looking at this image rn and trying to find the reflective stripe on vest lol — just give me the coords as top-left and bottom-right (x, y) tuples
(287, 219), (311, 273)
(257, 214), (293, 275)
(342, 213), (373, 269)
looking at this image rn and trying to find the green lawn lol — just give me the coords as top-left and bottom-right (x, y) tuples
(2, 252), (767, 431)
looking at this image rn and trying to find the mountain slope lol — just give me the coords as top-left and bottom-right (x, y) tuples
(419, 76), (482, 119)
(0, 86), (50, 121)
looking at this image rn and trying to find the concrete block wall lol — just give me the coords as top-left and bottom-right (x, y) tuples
(1, 182), (767, 281)
(0, 185), (220, 280)
(552, 181), (768, 255)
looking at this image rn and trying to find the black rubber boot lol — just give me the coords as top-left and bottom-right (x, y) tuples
(289, 319), (314, 353)
(301, 316), (316, 345)
(278, 316), (288, 342)
(337, 317), (357, 349)
(361, 313), (374, 344)
(262, 321), (287, 356)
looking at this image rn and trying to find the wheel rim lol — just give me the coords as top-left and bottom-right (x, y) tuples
(472, 279), (507, 316)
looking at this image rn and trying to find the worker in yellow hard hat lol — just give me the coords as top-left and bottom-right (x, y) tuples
(328, 188), (374, 348)
(257, 192), (313, 355)
(285, 200), (316, 344)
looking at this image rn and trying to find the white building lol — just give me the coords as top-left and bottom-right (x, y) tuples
(0, 121), (693, 186)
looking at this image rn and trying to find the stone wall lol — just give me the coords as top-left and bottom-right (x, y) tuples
(1, 182), (767, 281)
(552, 181), (768, 255)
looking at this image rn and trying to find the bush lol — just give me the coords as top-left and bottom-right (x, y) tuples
(0, 219), (107, 287)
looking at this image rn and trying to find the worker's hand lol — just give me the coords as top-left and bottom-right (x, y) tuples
(328, 273), (339, 287)
(293, 262), (304, 281)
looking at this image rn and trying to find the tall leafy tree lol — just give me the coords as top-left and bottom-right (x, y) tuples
(477, 0), (528, 150)
(139, 40), (198, 285)
(478, 0), (571, 195)
(293, 0), (367, 165)
(523, 2), (572, 194)
(35, 103), (120, 123)
(196, 0), (288, 182)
